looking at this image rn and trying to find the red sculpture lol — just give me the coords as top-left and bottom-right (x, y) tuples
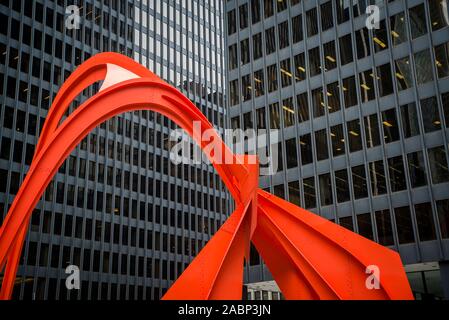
(0, 53), (413, 300)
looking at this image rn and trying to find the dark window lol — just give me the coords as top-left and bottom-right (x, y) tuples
(414, 203), (436, 241)
(373, 20), (388, 52)
(339, 34), (353, 65)
(347, 119), (362, 152)
(335, 169), (350, 203)
(308, 47), (321, 77)
(265, 27), (276, 54)
(285, 138), (298, 169)
(435, 42), (449, 79)
(240, 38), (250, 65)
(407, 151), (428, 188)
(282, 97), (295, 127)
(330, 124), (345, 157)
(276, 0), (287, 12)
(320, 2), (333, 31)
(336, 0), (350, 24)
(253, 69), (265, 97)
(436, 200), (449, 239)
(252, 33), (263, 60)
(382, 108), (400, 143)
(390, 12), (408, 46)
(229, 79), (239, 106)
(364, 113), (381, 148)
(356, 28), (371, 59)
(280, 58), (292, 87)
(394, 56), (413, 90)
(294, 52), (306, 82)
(394, 206), (415, 244)
(306, 8), (318, 37)
(264, 0), (274, 18)
(315, 129), (329, 161)
(377, 63), (393, 97)
(400, 103), (420, 138)
(239, 4), (248, 30)
(409, 4), (428, 39)
(269, 103), (280, 129)
(288, 181), (300, 206)
(297, 92), (309, 123)
(357, 213), (374, 240)
(312, 87), (324, 118)
(228, 44), (237, 70)
(414, 49), (434, 84)
(323, 41), (337, 71)
(369, 160), (387, 196)
(319, 173), (333, 206)
(388, 156), (407, 192)
(342, 76), (358, 108)
(292, 15), (303, 43)
(352, 165), (368, 199)
(303, 177), (316, 209)
(427, 146), (449, 184)
(443, 92), (449, 128)
(267, 64), (278, 92)
(242, 74), (252, 102)
(227, 10), (236, 35)
(359, 69), (375, 102)
(251, 0), (261, 24)
(278, 21), (289, 49)
(420, 97), (441, 133)
(300, 134), (313, 165)
(376, 210), (394, 246)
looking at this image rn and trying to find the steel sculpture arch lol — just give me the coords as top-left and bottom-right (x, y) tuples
(0, 53), (413, 300)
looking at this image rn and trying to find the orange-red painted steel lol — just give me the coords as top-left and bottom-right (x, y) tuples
(0, 53), (413, 300)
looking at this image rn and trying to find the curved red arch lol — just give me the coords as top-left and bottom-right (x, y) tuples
(0, 53), (413, 300)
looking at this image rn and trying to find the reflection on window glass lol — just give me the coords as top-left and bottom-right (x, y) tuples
(331, 124), (345, 157)
(335, 169), (350, 203)
(400, 103), (420, 138)
(277, 0), (287, 12)
(347, 119), (362, 152)
(373, 20), (388, 53)
(352, 165), (368, 199)
(242, 74), (251, 102)
(227, 9), (236, 35)
(321, 1), (334, 31)
(364, 113), (381, 148)
(265, 27), (276, 54)
(434, 41), (449, 79)
(282, 97), (295, 127)
(436, 200), (449, 239)
(300, 134), (313, 165)
(377, 63), (394, 97)
(312, 87), (325, 118)
(303, 177), (316, 208)
(390, 12), (408, 46)
(369, 160), (387, 196)
(228, 44), (238, 70)
(285, 138), (298, 169)
(239, 3), (248, 30)
(306, 8), (318, 37)
(394, 206), (415, 244)
(407, 151), (428, 188)
(319, 173), (333, 206)
(253, 69), (265, 97)
(427, 145), (449, 184)
(278, 21), (289, 49)
(420, 97), (442, 133)
(326, 81), (340, 113)
(357, 213), (374, 240)
(267, 64), (278, 92)
(256, 107), (266, 130)
(388, 155), (407, 192)
(339, 34), (353, 65)
(443, 92), (449, 128)
(382, 108), (400, 143)
(409, 4), (428, 39)
(264, 0), (274, 18)
(251, 0), (261, 24)
(414, 202), (437, 241)
(359, 69), (375, 102)
(253, 33), (263, 60)
(269, 102), (280, 129)
(229, 79), (239, 106)
(429, 0), (449, 31)
(335, 0), (350, 24)
(288, 180), (300, 206)
(394, 56), (413, 91)
(297, 92), (309, 123)
(323, 41), (337, 71)
(309, 47), (321, 76)
(294, 52), (306, 81)
(356, 28), (370, 59)
(240, 38), (250, 65)
(342, 76), (357, 108)
(273, 184), (285, 198)
(280, 58), (292, 87)
(315, 129), (329, 161)
(292, 14), (303, 43)
(375, 209), (394, 246)
(414, 49), (434, 85)
(339, 216), (354, 231)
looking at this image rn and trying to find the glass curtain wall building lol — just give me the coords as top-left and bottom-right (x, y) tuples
(0, 0), (229, 300)
(225, 0), (449, 299)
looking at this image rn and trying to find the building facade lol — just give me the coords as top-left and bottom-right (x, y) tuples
(225, 0), (449, 299)
(0, 0), (229, 299)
